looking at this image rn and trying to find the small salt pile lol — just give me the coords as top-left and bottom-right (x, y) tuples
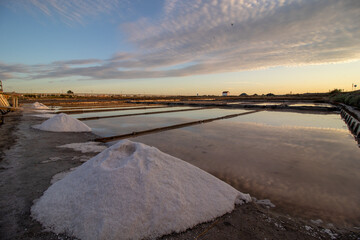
(31, 140), (251, 240)
(33, 113), (91, 132)
(30, 102), (50, 110)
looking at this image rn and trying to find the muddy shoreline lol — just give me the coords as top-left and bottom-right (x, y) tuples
(0, 110), (359, 239)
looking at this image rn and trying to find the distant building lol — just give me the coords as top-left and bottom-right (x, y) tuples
(222, 91), (229, 96)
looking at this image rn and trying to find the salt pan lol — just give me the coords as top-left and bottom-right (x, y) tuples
(31, 140), (250, 240)
(33, 113), (91, 132)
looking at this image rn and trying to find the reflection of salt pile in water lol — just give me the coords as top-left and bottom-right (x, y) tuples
(30, 102), (50, 110)
(31, 113), (56, 118)
(33, 113), (91, 132)
(31, 140), (250, 240)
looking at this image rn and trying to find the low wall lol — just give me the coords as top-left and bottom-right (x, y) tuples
(340, 108), (360, 139)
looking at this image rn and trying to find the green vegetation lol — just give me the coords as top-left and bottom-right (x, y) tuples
(330, 90), (360, 108)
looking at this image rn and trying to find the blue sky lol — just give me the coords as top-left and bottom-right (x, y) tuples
(0, 0), (359, 95)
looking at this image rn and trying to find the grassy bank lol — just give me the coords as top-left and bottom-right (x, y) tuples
(330, 90), (360, 108)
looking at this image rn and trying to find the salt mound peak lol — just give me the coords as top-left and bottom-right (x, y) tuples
(33, 113), (91, 132)
(31, 102), (50, 109)
(31, 140), (251, 240)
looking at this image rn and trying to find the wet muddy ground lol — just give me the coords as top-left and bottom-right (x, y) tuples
(0, 111), (359, 239)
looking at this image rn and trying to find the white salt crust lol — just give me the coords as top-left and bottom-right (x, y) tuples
(32, 140), (251, 240)
(33, 113), (91, 132)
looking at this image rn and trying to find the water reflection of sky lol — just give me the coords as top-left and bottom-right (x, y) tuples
(84, 108), (250, 137)
(56, 107), (132, 112)
(58, 105), (161, 110)
(132, 118), (359, 227)
(227, 111), (347, 131)
(226, 102), (335, 107)
(84, 108), (359, 226)
(288, 103), (335, 107)
(227, 102), (283, 105)
(56, 105), (166, 112)
(72, 106), (195, 119)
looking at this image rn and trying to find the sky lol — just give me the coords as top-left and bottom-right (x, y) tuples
(0, 0), (359, 95)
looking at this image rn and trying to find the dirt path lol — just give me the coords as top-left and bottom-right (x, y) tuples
(0, 113), (98, 239)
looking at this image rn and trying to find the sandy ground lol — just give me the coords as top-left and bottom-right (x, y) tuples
(0, 111), (359, 240)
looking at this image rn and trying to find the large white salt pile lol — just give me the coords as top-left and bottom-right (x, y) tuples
(30, 102), (50, 110)
(31, 140), (251, 240)
(33, 113), (91, 132)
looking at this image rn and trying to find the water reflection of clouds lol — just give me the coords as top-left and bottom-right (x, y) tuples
(236, 121), (349, 133)
(84, 108), (251, 137)
(133, 120), (360, 227)
(72, 106), (194, 119)
(85, 108), (359, 226)
(226, 111), (347, 131)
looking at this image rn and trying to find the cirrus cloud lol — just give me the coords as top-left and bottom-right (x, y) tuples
(4, 0), (128, 25)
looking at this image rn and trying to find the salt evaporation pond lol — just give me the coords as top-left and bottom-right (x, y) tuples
(288, 103), (335, 107)
(73, 108), (360, 227)
(227, 101), (285, 106)
(60, 104), (166, 109)
(228, 111), (347, 129)
(56, 106), (156, 113)
(126, 111), (359, 228)
(84, 108), (250, 137)
(71, 106), (197, 119)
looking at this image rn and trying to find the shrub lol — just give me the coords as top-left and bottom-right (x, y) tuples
(330, 92), (360, 108)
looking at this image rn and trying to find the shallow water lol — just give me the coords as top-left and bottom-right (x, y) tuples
(56, 105), (166, 113)
(228, 111), (346, 130)
(57, 105), (158, 110)
(84, 108), (359, 227)
(288, 103), (335, 107)
(227, 102), (283, 105)
(127, 111), (360, 228)
(84, 108), (250, 137)
(71, 106), (194, 119)
(226, 102), (335, 107)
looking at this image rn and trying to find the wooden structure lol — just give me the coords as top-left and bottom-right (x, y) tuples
(0, 80), (19, 113)
(0, 93), (11, 114)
